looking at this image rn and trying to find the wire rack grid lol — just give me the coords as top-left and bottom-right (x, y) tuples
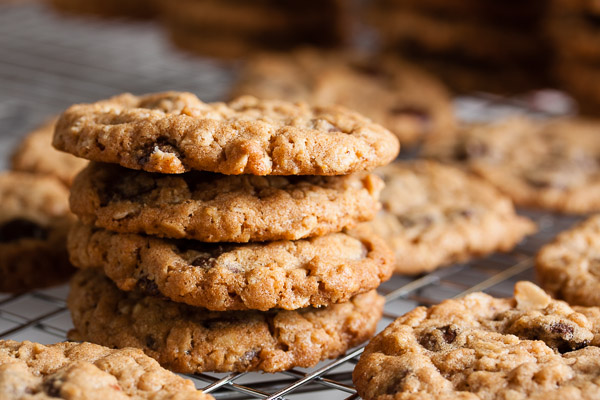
(0, 3), (583, 400)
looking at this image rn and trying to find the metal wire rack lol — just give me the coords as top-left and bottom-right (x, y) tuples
(0, 3), (583, 399)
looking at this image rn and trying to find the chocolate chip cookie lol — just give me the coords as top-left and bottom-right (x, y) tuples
(354, 281), (600, 399)
(67, 222), (393, 311)
(0, 172), (75, 293)
(0, 340), (212, 399)
(53, 92), (399, 175)
(423, 117), (600, 213)
(69, 162), (383, 242)
(230, 49), (454, 146)
(537, 215), (600, 307)
(10, 118), (88, 186)
(364, 161), (535, 275)
(68, 269), (384, 373)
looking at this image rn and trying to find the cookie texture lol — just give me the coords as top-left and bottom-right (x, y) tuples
(423, 117), (600, 213)
(230, 49), (454, 146)
(0, 340), (211, 399)
(364, 161), (535, 275)
(53, 92), (399, 175)
(10, 119), (88, 186)
(68, 269), (384, 373)
(354, 281), (600, 399)
(0, 172), (75, 293)
(67, 222), (393, 311)
(537, 215), (600, 307)
(69, 162), (383, 242)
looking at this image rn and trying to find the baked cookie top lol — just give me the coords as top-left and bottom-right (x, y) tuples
(423, 117), (600, 213)
(537, 215), (600, 307)
(53, 92), (399, 175)
(68, 269), (384, 373)
(354, 281), (600, 399)
(67, 222), (393, 311)
(0, 340), (211, 400)
(364, 161), (535, 274)
(10, 119), (88, 186)
(69, 162), (383, 242)
(230, 49), (454, 146)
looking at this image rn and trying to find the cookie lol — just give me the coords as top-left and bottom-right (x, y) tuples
(230, 49), (454, 146)
(67, 269), (384, 373)
(0, 172), (75, 293)
(69, 162), (383, 242)
(537, 215), (600, 307)
(49, 0), (155, 18)
(53, 92), (400, 175)
(546, 17), (600, 63)
(67, 222), (393, 311)
(554, 61), (600, 116)
(0, 340), (212, 399)
(354, 281), (600, 399)
(363, 161), (535, 275)
(423, 117), (600, 213)
(10, 118), (88, 186)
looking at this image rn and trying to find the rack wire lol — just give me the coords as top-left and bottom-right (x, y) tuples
(0, 3), (583, 399)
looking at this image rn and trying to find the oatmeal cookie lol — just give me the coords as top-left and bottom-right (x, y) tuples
(68, 269), (384, 373)
(364, 161), (535, 275)
(0, 340), (211, 399)
(354, 281), (600, 399)
(69, 162), (383, 242)
(53, 92), (399, 175)
(67, 222), (393, 311)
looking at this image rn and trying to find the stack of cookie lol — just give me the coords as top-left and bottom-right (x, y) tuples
(368, 0), (550, 93)
(546, 0), (600, 114)
(52, 91), (399, 373)
(156, 0), (351, 59)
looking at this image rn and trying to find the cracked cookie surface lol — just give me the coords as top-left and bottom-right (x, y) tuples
(67, 269), (384, 373)
(354, 281), (600, 400)
(0, 171), (75, 293)
(423, 117), (600, 213)
(67, 222), (393, 311)
(69, 162), (383, 242)
(363, 161), (535, 274)
(0, 340), (212, 399)
(53, 91), (399, 175)
(230, 49), (454, 146)
(10, 119), (88, 186)
(537, 214), (600, 307)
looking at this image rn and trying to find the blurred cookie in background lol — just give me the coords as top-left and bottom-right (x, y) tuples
(369, 0), (551, 94)
(48, 0), (155, 18)
(0, 171), (74, 293)
(230, 48), (454, 146)
(423, 117), (600, 213)
(11, 118), (87, 187)
(361, 161), (535, 275)
(157, 0), (352, 59)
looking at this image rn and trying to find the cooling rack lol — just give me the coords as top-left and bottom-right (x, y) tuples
(0, 3), (583, 399)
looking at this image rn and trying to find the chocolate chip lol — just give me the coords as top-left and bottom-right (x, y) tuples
(550, 322), (575, 336)
(457, 209), (474, 218)
(418, 325), (459, 351)
(191, 255), (215, 269)
(0, 218), (48, 242)
(440, 325), (458, 344)
(42, 377), (62, 397)
(202, 317), (237, 329)
(454, 141), (488, 161)
(137, 277), (160, 297)
(145, 335), (158, 350)
(138, 138), (181, 166)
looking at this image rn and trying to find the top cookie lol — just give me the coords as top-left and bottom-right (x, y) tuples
(537, 214), (600, 307)
(230, 49), (454, 146)
(354, 281), (600, 399)
(364, 161), (535, 274)
(53, 92), (399, 175)
(11, 118), (88, 186)
(423, 117), (600, 214)
(0, 340), (211, 399)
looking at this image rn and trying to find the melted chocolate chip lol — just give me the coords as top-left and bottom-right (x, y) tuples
(440, 325), (458, 344)
(454, 141), (489, 161)
(0, 218), (48, 242)
(42, 377), (62, 397)
(419, 325), (459, 351)
(138, 138), (182, 166)
(137, 277), (160, 297)
(202, 317), (237, 330)
(145, 335), (158, 350)
(191, 256), (216, 269)
(550, 322), (575, 336)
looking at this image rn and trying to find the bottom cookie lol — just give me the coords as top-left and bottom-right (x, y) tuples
(68, 269), (384, 373)
(354, 281), (600, 400)
(0, 340), (212, 399)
